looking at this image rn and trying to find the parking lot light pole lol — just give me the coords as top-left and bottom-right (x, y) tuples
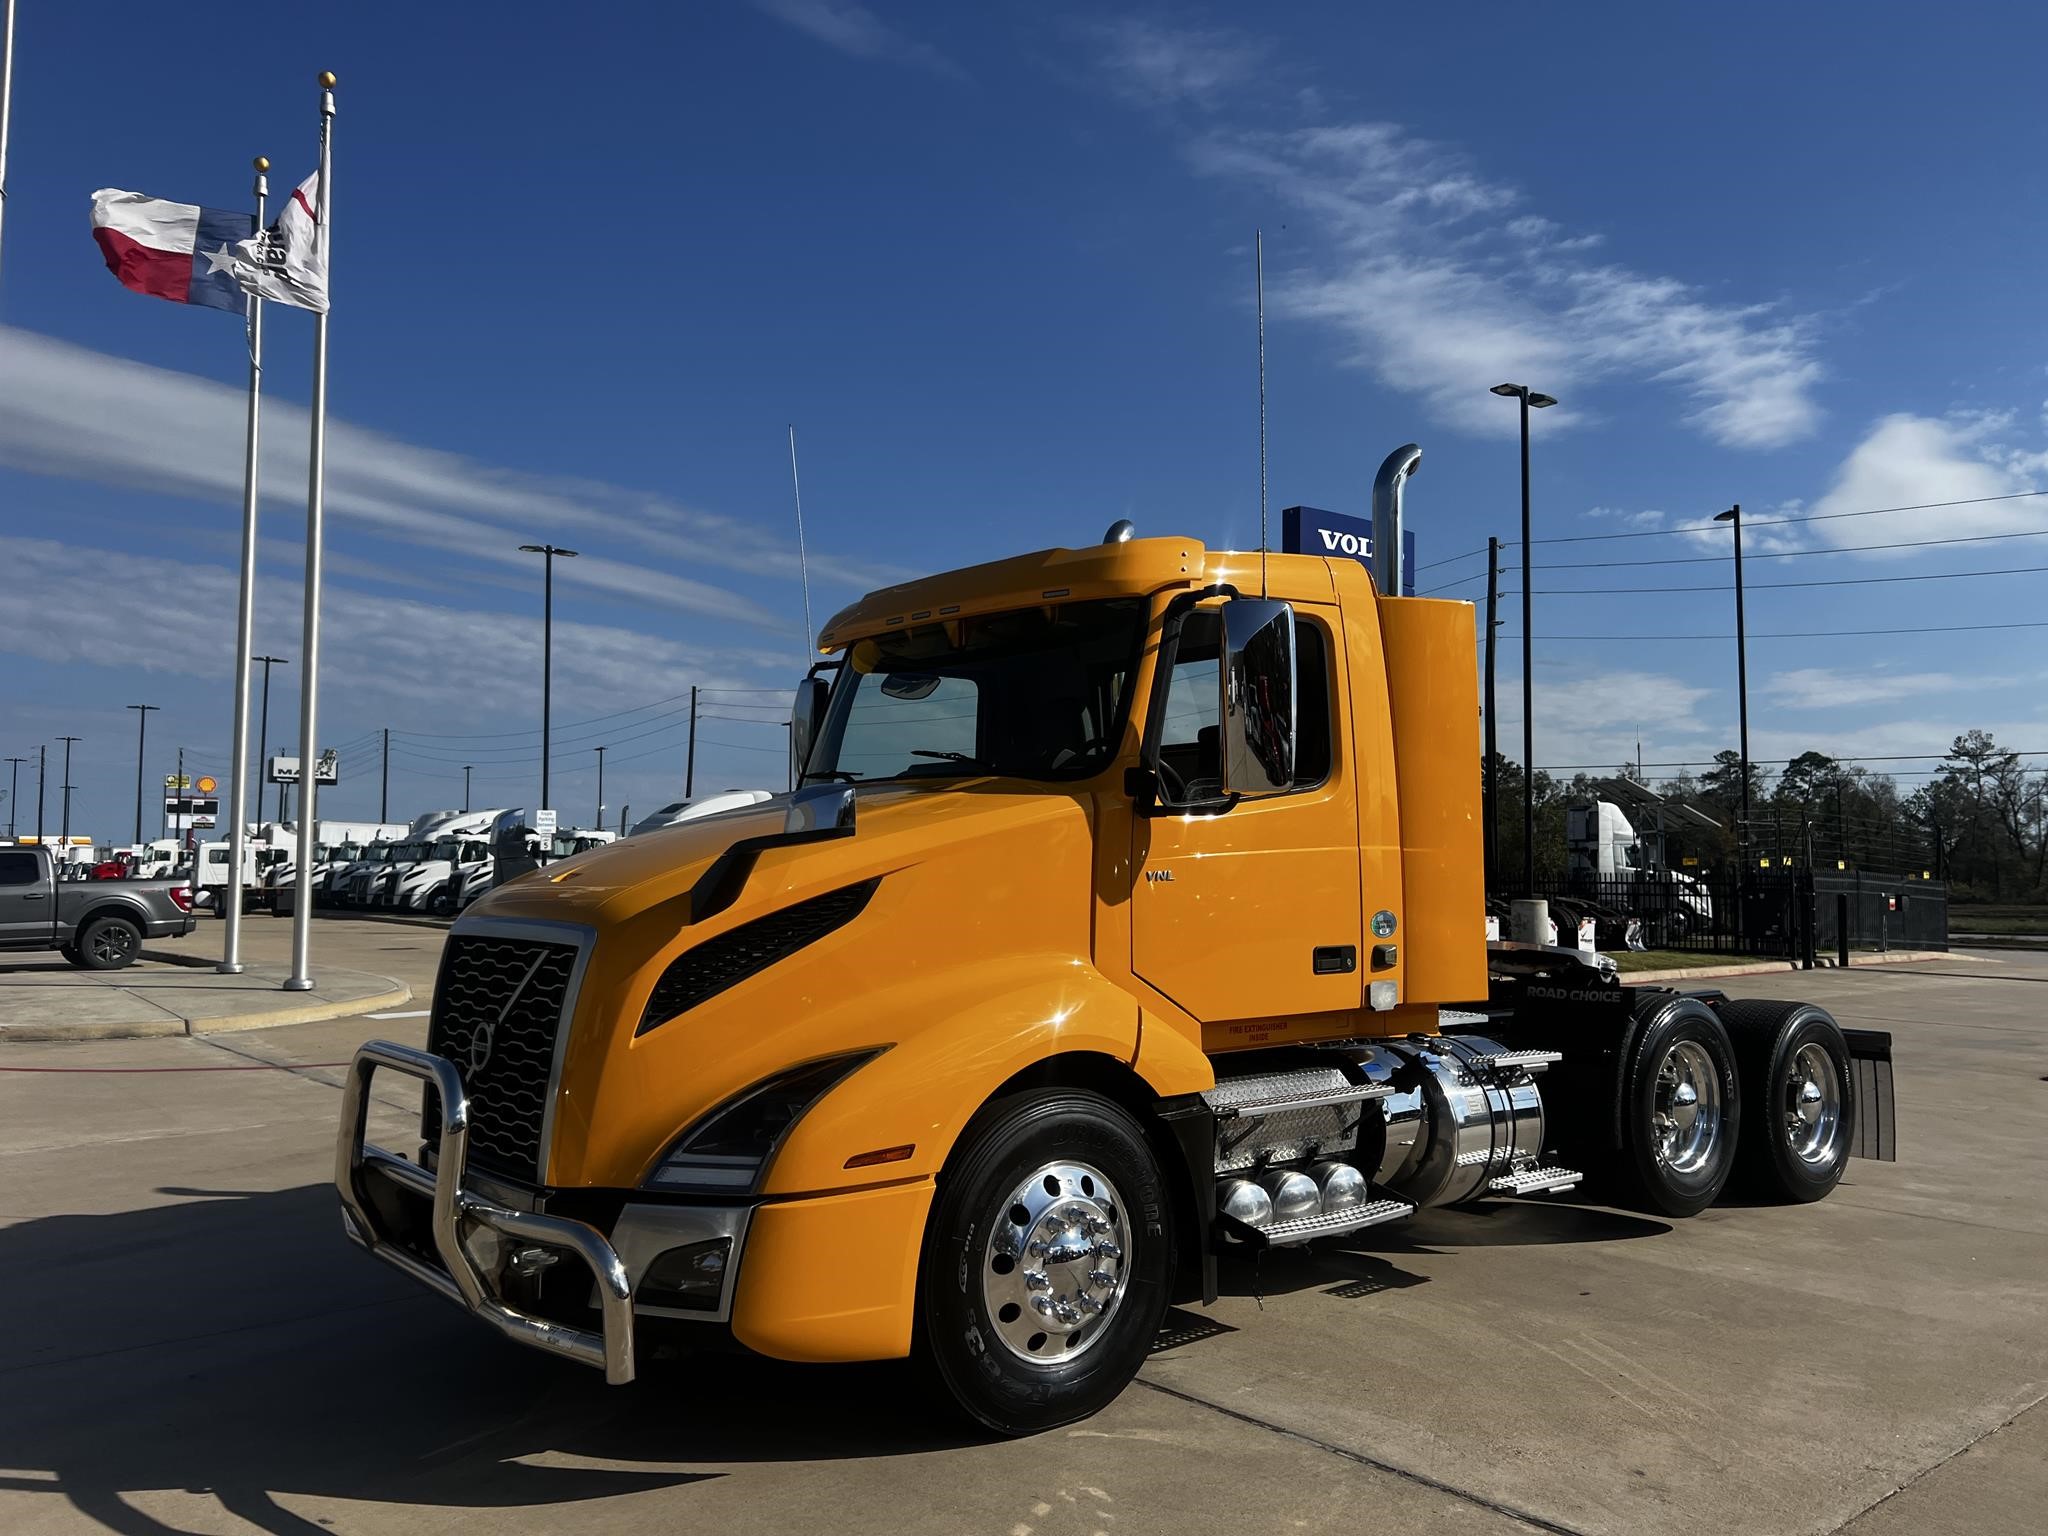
(594, 744), (606, 831)
(463, 764), (472, 813)
(517, 543), (579, 814)
(1491, 383), (1556, 893)
(127, 704), (158, 844)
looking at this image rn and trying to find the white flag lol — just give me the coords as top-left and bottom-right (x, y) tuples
(229, 171), (327, 313)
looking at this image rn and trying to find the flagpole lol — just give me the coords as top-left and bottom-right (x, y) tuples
(285, 72), (334, 992)
(218, 155), (269, 975)
(0, 0), (17, 286)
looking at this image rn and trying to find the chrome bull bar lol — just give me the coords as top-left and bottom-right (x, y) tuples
(334, 1039), (636, 1384)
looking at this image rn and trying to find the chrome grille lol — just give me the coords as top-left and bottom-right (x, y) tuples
(425, 935), (579, 1181)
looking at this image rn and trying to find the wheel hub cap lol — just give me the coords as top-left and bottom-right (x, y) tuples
(983, 1160), (1130, 1363)
(1651, 1040), (1724, 1175)
(1784, 1044), (1842, 1165)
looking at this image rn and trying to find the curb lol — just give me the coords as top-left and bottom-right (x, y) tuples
(0, 975), (412, 1043)
(1619, 949), (1955, 984)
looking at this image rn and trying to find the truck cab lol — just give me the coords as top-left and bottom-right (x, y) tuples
(339, 501), (1893, 1435)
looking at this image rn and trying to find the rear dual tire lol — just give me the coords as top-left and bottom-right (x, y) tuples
(1617, 997), (1741, 1218)
(1720, 1001), (1853, 1203)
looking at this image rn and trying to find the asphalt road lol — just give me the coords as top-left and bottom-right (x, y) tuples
(2, 942), (2043, 1536)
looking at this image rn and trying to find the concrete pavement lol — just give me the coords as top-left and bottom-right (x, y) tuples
(1, 949), (2043, 1534)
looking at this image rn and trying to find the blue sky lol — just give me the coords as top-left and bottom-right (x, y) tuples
(4, 0), (2047, 839)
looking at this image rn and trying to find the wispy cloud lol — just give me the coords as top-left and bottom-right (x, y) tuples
(750, 0), (964, 78)
(1182, 116), (1823, 447)
(1800, 411), (2048, 551)
(0, 327), (902, 630)
(1762, 666), (2023, 711)
(0, 535), (786, 721)
(1082, 17), (1271, 109)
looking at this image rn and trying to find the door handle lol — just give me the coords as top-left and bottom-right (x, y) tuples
(1311, 945), (1356, 975)
(23, 891), (48, 900)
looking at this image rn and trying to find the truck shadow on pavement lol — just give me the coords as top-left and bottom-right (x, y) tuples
(0, 1183), (976, 1536)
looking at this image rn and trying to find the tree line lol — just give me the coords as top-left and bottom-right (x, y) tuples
(1484, 729), (2041, 901)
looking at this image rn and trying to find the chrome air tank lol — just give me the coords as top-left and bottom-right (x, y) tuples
(1374, 1036), (1547, 1207)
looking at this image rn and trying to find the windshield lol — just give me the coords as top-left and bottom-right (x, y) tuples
(427, 837), (462, 860)
(810, 598), (1145, 783)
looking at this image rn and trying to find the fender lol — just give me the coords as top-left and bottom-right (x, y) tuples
(761, 955), (1144, 1194)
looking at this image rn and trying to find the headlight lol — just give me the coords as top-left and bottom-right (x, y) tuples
(642, 1050), (884, 1194)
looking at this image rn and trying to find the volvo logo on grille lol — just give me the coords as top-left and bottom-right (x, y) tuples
(468, 1021), (497, 1073)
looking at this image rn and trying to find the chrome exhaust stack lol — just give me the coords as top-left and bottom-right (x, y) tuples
(1371, 443), (1422, 597)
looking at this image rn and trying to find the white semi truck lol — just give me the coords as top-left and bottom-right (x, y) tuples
(1566, 781), (1718, 940)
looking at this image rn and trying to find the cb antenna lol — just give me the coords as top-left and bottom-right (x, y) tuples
(1256, 229), (1269, 598)
(788, 424), (814, 658)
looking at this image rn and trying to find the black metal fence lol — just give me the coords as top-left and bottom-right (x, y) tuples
(1490, 869), (1948, 959)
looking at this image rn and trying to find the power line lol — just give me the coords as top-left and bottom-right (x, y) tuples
(1524, 489), (2048, 546)
(1493, 619), (2048, 641)
(1412, 544), (1491, 575)
(1532, 561), (2048, 596)
(1528, 524), (2048, 570)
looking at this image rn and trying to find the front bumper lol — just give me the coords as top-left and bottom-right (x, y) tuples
(335, 1039), (641, 1383)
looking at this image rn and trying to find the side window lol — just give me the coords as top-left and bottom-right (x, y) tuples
(0, 850), (40, 885)
(1154, 608), (1332, 805)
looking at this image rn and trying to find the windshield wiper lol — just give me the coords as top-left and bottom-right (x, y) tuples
(801, 769), (863, 784)
(910, 750), (995, 771)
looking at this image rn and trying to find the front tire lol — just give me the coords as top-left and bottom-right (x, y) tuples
(1617, 998), (1741, 1217)
(77, 914), (143, 971)
(917, 1089), (1173, 1436)
(1720, 1001), (1853, 1203)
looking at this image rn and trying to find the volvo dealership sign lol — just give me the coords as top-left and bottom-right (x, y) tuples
(1280, 506), (1417, 596)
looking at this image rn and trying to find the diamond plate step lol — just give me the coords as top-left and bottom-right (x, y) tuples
(1469, 1048), (1563, 1074)
(1202, 1069), (1393, 1120)
(1219, 1196), (1414, 1250)
(1489, 1165), (1583, 1197)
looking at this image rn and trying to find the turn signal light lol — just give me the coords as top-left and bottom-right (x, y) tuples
(843, 1144), (915, 1169)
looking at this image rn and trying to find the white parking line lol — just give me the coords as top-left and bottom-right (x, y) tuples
(364, 1010), (430, 1020)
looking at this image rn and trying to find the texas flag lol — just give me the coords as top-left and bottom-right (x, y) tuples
(90, 189), (256, 313)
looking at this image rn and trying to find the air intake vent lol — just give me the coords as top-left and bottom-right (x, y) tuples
(637, 879), (879, 1037)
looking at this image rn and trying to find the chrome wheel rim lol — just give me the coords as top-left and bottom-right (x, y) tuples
(1651, 1040), (1723, 1175)
(982, 1160), (1131, 1364)
(1784, 1041), (1842, 1166)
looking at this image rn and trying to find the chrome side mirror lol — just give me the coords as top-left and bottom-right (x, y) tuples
(1218, 598), (1296, 798)
(789, 676), (830, 790)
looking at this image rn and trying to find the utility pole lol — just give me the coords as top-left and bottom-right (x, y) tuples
(462, 764), (472, 814)
(1483, 536), (1500, 892)
(1713, 505), (1751, 845)
(127, 704), (158, 844)
(594, 744), (606, 830)
(174, 746), (185, 844)
(380, 726), (389, 821)
(253, 654), (287, 822)
(4, 756), (24, 839)
(685, 686), (698, 798)
(57, 736), (80, 842)
(1490, 383), (1556, 893)
(518, 542), (579, 813)
(35, 742), (45, 841)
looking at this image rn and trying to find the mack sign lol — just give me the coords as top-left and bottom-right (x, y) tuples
(1280, 506), (1417, 596)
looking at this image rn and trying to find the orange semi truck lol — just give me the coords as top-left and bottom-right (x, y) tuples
(337, 451), (1895, 1434)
